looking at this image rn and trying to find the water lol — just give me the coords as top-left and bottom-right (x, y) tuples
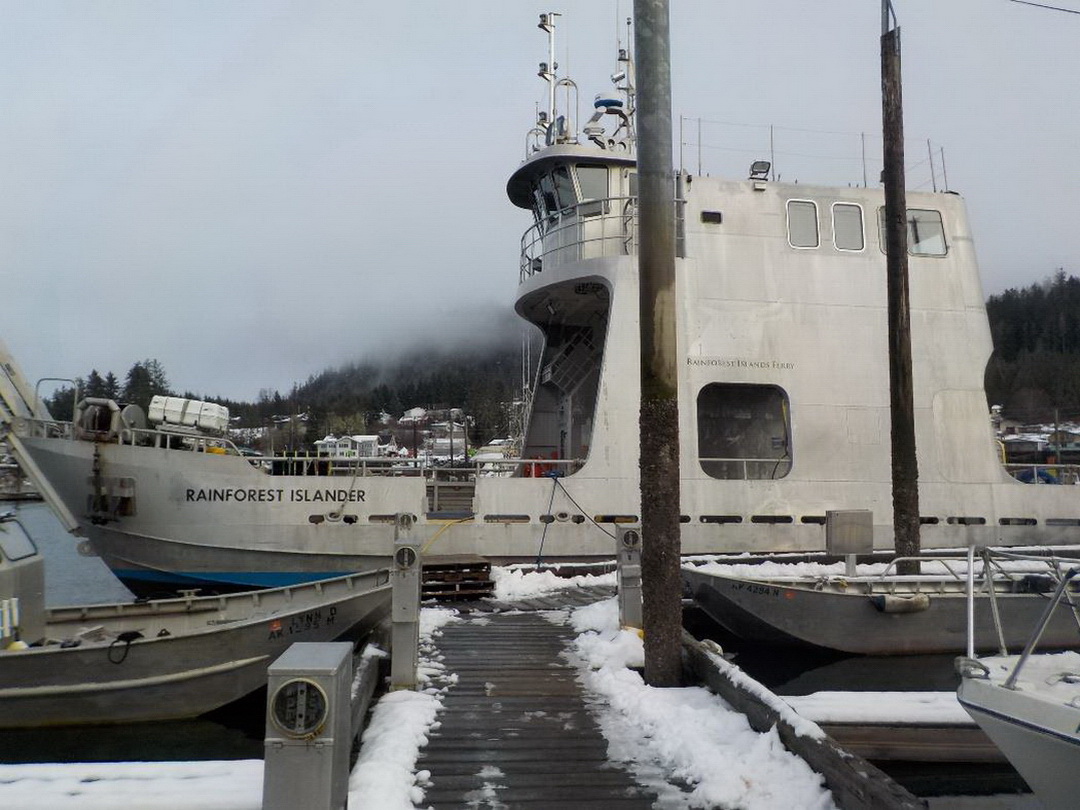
(0, 501), (265, 763)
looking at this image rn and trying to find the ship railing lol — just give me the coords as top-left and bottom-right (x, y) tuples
(11, 417), (73, 440)
(115, 425), (241, 455)
(960, 546), (1080, 663)
(10, 415), (587, 479)
(1004, 463), (1080, 485)
(519, 195), (638, 282)
(424, 456), (583, 482)
(698, 456), (793, 480)
(867, 551), (1078, 590)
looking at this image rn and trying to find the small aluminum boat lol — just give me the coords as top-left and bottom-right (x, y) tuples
(683, 552), (1080, 655)
(0, 513), (390, 728)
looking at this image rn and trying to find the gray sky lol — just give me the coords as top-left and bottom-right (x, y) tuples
(2, 1), (1077, 401)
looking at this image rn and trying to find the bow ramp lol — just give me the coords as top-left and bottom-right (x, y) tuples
(0, 339), (79, 531)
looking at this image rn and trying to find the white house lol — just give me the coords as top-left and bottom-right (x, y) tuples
(399, 407), (428, 424)
(314, 434), (397, 459)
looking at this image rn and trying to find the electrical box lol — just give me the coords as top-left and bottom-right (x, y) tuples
(263, 642), (354, 810)
(390, 513), (420, 690)
(617, 526), (643, 629)
(825, 510), (874, 556)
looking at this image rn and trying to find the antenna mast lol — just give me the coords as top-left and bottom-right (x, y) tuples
(537, 13), (561, 131)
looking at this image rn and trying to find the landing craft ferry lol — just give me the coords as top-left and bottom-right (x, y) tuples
(2, 15), (1078, 596)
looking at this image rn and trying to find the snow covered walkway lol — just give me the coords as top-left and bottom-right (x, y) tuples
(414, 609), (657, 807)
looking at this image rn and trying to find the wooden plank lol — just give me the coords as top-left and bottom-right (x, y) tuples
(819, 724), (1005, 763)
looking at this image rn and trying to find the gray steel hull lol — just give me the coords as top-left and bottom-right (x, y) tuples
(683, 567), (1080, 655)
(0, 569), (390, 728)
(85, 521), (393, 596)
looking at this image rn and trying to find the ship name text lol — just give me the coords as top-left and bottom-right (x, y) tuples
(185, 487), (366, 503)
(686, 356), (795, 371)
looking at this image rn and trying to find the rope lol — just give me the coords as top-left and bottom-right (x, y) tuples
(534, 477), (559, 567)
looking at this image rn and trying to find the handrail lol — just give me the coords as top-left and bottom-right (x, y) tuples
(699, 456), (792, 480)
(519, 195), (638, 282)
(1004, 567), (1080, 689)
(10, 415), (584, 480)
(1003, 463), (1080, 484)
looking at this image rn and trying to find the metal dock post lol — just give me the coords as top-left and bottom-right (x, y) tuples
(617, 526), (643, 629)
(390, 512), (420, 690)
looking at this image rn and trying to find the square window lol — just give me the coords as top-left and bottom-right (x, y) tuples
(697, 384), (792, 480)
(833, 203), (864, 251)
(787, 200), (819, 248)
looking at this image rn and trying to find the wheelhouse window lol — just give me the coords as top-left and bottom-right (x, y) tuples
(697, 383), (792, 480)
(576, 164), (609, 217)
(878, 207), (947, 256)
(786, 200), (819, 248)
(537, 174), (558, 221)
(832, 203), (864, 251)
(552, 166), (577, 213)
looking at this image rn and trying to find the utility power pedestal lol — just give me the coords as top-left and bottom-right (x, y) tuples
(263, 642), (353, 810)
(826, 509), (874, 578)
(391, 512), (420, 690)
(617, 526), (643, 629)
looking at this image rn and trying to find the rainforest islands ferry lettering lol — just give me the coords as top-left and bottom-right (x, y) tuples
(686, 358), (796, 371)
(3, 12), (1079, 597)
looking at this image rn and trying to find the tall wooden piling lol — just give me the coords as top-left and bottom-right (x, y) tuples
(881, 3), (921, 571)
(634, 0), (682, 687)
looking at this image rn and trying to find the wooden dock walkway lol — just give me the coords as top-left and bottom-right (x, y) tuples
(416, 598), (658, 807)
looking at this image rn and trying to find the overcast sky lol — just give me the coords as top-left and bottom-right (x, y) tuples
(2, 1), (1077, 401)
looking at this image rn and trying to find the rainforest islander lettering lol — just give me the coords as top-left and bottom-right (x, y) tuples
(185, 488), (366, 503)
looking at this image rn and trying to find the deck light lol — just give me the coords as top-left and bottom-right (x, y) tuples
(749, 161), (771, 180)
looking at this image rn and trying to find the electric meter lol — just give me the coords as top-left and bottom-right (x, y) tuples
(270, 677), (329, 738)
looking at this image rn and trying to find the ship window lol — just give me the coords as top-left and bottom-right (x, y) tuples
(786, 200), (818, 248)
(877, 207), (947, 256)
(576, 164), (608, 217)
(832, 203), (864, 251)
(538, 174), (558, 220)
(906, 209), (946, 255)
(552, 166), (577, 212)
(531, 187), (547, 225)
(0, 523), (36, 561)
(697, 383), (792, 480)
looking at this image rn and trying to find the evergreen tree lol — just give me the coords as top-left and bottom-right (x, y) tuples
(84, 369), (107, 399)
(122, 359), (172, 412)
(103, 371), (120, 400)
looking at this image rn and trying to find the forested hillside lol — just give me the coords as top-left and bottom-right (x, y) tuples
(985, 270), (1080, 421)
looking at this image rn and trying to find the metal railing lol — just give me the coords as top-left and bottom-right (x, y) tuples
(519, 196), (638, 282)
(13, 415), (584, 481)
(698, 456), (792, 480)
(1004, 463), (1080, 485)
